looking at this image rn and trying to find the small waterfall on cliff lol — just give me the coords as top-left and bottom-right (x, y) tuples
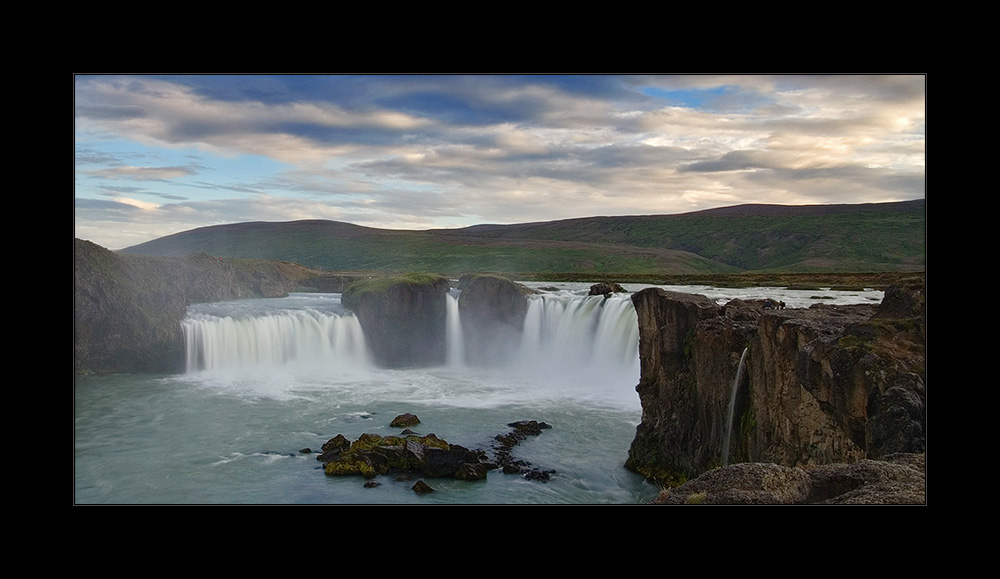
(445, 291), (465, 367)
(722, 346), (749, 467)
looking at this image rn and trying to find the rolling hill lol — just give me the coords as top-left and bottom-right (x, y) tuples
(117, 199), (925, 276)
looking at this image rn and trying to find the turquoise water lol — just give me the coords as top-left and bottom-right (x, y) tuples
(74, 283), (882, 505)
(74, 368), (656, 504)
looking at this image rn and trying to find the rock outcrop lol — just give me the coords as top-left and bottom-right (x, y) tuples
(625, 276), (926, 494)
(315, 418), (555, 485)
(456, 274), (532, 366)
(651, 452), (925, 504)
(319, 432), (490, 481)
(588, 281), (627, 297)
(341, 274), (452, 368)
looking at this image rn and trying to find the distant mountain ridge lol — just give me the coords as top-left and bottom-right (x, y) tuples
(118, 199), (925, 275)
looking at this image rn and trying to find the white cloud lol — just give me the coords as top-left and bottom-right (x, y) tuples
(74, 74), (926, 250)
(87, 165), (196, 181)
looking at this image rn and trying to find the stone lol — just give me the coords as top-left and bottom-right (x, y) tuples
(412, 480), (435, 494)
(651, 453), (925, 505)
(390, 413), (421, 427)
(588, 281), (626, 297)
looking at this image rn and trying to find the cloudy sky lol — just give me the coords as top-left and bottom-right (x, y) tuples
(74, 74), (925, 250)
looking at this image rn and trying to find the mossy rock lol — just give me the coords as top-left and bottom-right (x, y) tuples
(341, 273), (450, 309)
(323, 433), (459, 479)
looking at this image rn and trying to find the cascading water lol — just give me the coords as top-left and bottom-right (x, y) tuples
(517, 293), (639, 382)
(181, 294), (369, 373)
(445, 291), (465, 367)
(722, 346), (749, 467)
(181, 290), (640, 393)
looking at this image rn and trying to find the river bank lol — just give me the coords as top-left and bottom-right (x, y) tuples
(511, 271), (924, 290)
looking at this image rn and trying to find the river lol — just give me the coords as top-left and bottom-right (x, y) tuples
(74, 282), (882, 504)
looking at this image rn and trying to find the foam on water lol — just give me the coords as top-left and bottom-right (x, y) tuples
(75, 284), (882, 504)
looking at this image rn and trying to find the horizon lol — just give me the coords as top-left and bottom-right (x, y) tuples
(75, 74), (926, 250)
(116, 197), (926, 250)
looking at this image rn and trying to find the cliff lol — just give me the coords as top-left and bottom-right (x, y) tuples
(456, 274), (533, 366)
(74, 239), (341, 374)
(75, 239), (533, 375)
(625, 275), (926, 492)
(341, 274), (453, 368)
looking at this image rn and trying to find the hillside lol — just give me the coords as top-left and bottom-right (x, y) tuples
(118, 200), (925, 276)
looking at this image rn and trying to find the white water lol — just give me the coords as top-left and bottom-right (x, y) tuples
(722, 346), (748, 467)
(517, 293), (640, 385)
(182, 307), (369, 373)
(445, 291), (464, 367)
(75, 283), (883, 504)
(179, 290), (640, 391)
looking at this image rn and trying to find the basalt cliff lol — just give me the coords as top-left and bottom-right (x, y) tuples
(625, 276), (925, 503)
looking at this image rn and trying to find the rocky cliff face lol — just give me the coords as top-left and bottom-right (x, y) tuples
(74, 239), (331, 374)
(341, 274), (453, 368)
(625, 276), (926, 488)
(457, 274), (532, 366)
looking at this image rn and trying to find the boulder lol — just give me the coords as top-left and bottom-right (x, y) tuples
(319, 432), (489, 480)
(317, 419), (554, 485)
(390, 413), (421, 427)
(589, 281), (627, 297)
(651, 453), (925, 504)
(412, 480), (435, 494)
(490, 420), (555, 480)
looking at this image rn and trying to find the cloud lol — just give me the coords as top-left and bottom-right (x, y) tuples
(74, 74), (926, 250)
(86, 165), (199, 181)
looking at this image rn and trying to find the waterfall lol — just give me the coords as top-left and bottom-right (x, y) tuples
(516, 293), (639, 381)
(181, 301), (369, 372)
(722, 346), (749, 467)
(445, 291), (465, 367)
(181, 291), (639, 386)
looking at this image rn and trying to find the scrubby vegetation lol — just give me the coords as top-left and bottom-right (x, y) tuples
(118, 200), (925, 277)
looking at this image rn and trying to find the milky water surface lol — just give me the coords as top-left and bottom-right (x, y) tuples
(74, 283), (881, 505)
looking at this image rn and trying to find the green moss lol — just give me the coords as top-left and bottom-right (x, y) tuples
(324, 457), (376, 478)
(838, 335), (872, 351)
(625, 453), (689, 488)
(686, 492), (708, 504)
(325, 433), (453, 479)
(345, 273), (448, 297)
(341, 273), (450, 311)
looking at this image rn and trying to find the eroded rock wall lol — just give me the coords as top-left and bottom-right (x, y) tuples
(457, 274), (531, 366)
(342, 274), (452, 368)
(625, 277), (926, 486)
